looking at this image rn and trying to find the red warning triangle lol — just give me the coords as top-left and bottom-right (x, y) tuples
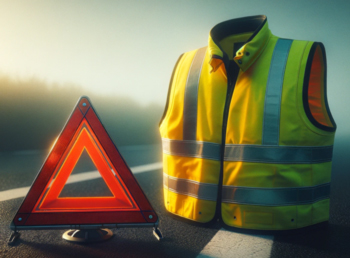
(12, 96), (158, 228)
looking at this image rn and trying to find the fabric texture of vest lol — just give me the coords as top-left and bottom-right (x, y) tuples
(159, 15), (336, 230)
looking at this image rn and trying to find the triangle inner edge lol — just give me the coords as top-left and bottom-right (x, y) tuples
(33, 120), (139, 212)
(59, 148), (114, 197)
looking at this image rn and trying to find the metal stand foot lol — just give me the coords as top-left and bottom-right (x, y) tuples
(153, 227), (163, 241)
(8, 231), (20, 245)
(62, 228), (113, 243)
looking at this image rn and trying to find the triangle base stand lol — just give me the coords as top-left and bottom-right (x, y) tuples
(153, 227), (163, 241)
(8, 223), (162, 244)
(8, 231), (20, 245)
(62, 228), (113, 243)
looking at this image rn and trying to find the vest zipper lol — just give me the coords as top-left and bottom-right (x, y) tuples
(216, 59), (240, 219)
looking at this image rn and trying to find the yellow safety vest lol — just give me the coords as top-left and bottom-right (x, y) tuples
(159, 15), (336, 230)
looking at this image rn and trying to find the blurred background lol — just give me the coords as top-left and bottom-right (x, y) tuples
(0, 0), (348, 157)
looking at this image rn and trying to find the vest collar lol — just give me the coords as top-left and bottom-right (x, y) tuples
(208, 15), (272, 72)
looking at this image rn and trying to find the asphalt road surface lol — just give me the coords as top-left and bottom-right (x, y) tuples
(0, 140), (349, 258)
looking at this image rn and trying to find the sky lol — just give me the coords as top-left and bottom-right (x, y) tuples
(0, 0), (349, 136)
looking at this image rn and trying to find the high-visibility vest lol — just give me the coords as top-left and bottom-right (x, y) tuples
(159, 15), (336, 230)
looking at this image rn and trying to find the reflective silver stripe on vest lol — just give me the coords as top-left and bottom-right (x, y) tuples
(162, 138), (221, 161)
(183, 47), (207, 140)
(224, 144), (333, 164)
(222, 183), (330, 206)
(262, 39), (293, 145)
(163, 138), (333, 164)
(163, 173), (218, 201)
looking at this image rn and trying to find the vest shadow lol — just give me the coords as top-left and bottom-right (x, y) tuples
(270, 223), (350, 257)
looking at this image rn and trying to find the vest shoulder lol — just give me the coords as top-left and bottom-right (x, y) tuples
(268, 35), (327, 59)
(272, 35), (325, 48)
(183, 47), (208, 56)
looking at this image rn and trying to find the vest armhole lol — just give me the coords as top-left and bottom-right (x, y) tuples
(159, 54), (184, 127)
(302, 42), (336, 132)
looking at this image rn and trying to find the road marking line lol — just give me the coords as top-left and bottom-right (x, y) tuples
(196, 228), (274, 258)
(0, 162), (162, 202)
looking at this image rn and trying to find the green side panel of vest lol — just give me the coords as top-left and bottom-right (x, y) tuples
(221, 198), (329, 230)
(223, 161), (332, 188)
(222, 38), (334, 230)
(280, 40), (335, 146)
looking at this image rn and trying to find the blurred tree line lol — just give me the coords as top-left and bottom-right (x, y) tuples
(0, 74), (163, 152)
